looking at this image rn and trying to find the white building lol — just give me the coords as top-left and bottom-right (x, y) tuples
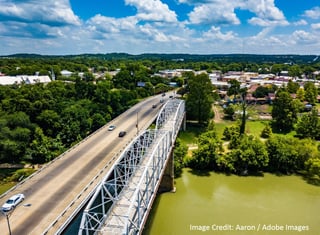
(0, 75), (51, 85)
(60, 70), (73, 77)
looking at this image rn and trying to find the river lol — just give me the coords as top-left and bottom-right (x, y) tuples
(143, 168), (320, 235)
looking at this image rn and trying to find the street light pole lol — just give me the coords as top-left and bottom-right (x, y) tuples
(1, 210), (12, 235)
(1, 203), (30, 235)
(136, 111), (139, 135)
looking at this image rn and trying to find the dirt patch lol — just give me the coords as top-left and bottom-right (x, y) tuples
(212, 105), (224, 123)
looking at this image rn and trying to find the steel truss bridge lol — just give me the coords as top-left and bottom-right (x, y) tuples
(79, 98), (185, 235)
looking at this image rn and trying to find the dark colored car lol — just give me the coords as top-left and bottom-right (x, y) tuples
(118, 131), (126, 137)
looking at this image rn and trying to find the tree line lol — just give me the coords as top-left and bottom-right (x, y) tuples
(0, 63), (171, 165)
(1, 55), (320, 79)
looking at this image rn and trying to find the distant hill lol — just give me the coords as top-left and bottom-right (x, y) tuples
(1, 53), (319, 64)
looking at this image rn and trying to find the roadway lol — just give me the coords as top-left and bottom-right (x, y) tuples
(0, 93), (171, 235)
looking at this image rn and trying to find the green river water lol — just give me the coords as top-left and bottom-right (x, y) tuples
(143, 169), (320, 235)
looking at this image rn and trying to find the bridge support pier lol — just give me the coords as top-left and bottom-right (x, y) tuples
(182, 112), (186, 131)
(158, 150), (175, 193)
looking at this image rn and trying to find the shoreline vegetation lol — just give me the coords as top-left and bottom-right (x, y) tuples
(175, 115), (320, 186)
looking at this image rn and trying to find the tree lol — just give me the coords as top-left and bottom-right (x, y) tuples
(304, 81), (318, 105)
(187, 129), (223, 170)
(271, 91), (299, 132)
(239, 88), (248, 135)
(90, 113), (106, 132)
(266, 136), (312, 173)
(36, 110), (61, 137)
(305, 155), (320, 184)
(288, 65), (302, 78)
(227, 79), (247, 134)
(295, 107), (320, 139)
(227, 135), (269, 174)
(25, 127), (64, 163)
(223, 104), (236, 120)
(260, 124), (272, 138)
(296, 88), (305, 102)
(186, 73), (214, 124)
(227, 79), (241, 99)
(173, 139), (188, 177)
(222, 125), (240, 141)
(253, 86), (269, 98)
(0, 112), (33, 163)
(286, 80), (300, 94)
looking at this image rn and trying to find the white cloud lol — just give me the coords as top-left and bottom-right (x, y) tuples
(87, 15), (137, 34)
(242, 0), (288, 26)
(293, 20), (308, 26)
(292, 30), (318, 44)
(311, 23), (320, 30)
(202, 26), (237, 41)
(0, 0), (319, 55)
(188, 3), (240, 25)
(304, 7), (320, 19)
(184, 0), (287, 27)
(0, 0), (81, 26)
(125, 0), (177, 22)
(0, 0), (81, 39)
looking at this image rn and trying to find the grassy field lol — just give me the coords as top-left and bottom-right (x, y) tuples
(0, 182), (16, 195)
(177, 123), (206, 145)
(0, 168), (36, 195)
(180, 102), (297, 145)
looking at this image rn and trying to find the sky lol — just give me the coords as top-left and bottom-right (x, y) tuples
(0, 0), (320, 55)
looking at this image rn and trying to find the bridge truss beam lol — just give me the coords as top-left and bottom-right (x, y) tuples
(79, 99), (185, 235)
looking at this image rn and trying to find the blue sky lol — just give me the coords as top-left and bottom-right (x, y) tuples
(0, 0), (319, 55)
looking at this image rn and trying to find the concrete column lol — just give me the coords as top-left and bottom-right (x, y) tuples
(158, 150), (175, 193)
(182, 112), (186, 131)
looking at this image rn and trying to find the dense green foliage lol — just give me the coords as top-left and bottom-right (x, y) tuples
(295, 107), (320, 139)
(173, 139), (188, 177)
(188, 121), (320, 182)
(271, 90), (301, 132)
(185, 73), (214, 123)
(0, 61), (171, 164)
(187, 124), (223, 170)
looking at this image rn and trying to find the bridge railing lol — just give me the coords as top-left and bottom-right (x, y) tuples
(78, 130), (157, 235)
(120, 130), (171, 234)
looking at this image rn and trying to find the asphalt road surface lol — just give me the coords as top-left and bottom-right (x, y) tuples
(0, 93), (171, 235)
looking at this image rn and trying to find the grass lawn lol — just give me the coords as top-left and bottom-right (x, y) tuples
(215, 120), (271, 139)
(0, 182), (16, 195)
(180, 119), (274, 145)
(0, 168), (36, 195)
(178, 122), (206, 145)
(245, 120), (270, 137)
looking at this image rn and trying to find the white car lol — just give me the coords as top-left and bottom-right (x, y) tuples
(108, 125), (116, 131)
(1, 193), (25, 212)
